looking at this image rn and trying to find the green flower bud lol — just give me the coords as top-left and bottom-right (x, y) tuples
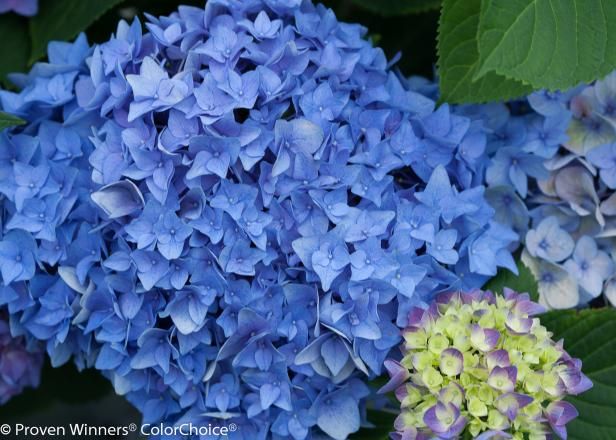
(382, 289), (591, 440)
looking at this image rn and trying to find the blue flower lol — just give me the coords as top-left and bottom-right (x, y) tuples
(205, 374), (241, 413)
(349, 237), (398, 281)
(271, 398), (316, 440)
(218, 239), (264, 276)
(485, 186), (529, 237)
(427, 229), (459, 265)
(186, 136), (240, 179)
(11, 163), (50, 211)
(466, 222), (518, 276)
(564, 236), (614, 297)
(130, 328), (178, 374)
(210, 181), (257, 221)
(587, 143), (616, 189)
(24, 277), (74, 344)
(313, 389), (364, 440)
(0, 231), (36, 285)
(153, 211), (192, 260)
(527, 90), (570, 117)
(526, 217), (575, 263)
(160, 286), (216, 335)
(239, 11), (282, 40)
(131, 250), (170, 290)
(308, 234), (350, 291)
(0, 0), (38, 16)
(522, 251), (580, 309)
(126, 57), (193, 121)
(486, 147), (549, 197)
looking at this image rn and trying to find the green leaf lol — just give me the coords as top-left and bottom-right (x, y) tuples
(28, 0), (124, 64)
(483, 259), (539, 302)
(437, 0), (532, 103)
(541, 308), (616, 440)
(0, 111), (26, 131)
(0, 14), (30, 85)
(350, 410), (396, 439)
(475, 0), (616, 91)
(350, 0), (441, 16)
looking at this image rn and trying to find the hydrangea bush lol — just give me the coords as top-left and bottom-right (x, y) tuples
(0, 0), (605, 437)
(381, 289), (592, 439)
(0, 0), (525, 437)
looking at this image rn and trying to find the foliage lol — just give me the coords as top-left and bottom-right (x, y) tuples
(0, 0), (121, 85)
(437, 0), (532, 103)
(28, 0), (123, 64)
(438, 0), (616, 103)
(0, 111), (25, 130)
(542, 308), (616, 440)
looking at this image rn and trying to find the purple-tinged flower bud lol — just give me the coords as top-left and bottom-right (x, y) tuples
(505, 311), (533, 334)
(504, 288), (546, 316)
(488, 366), (517, 393)
(475, 430), (513, 440)
(494, 392), (533, 421)
(556, 359), (593, 395)
(407, 303), (438, 328)
(378, 360), (410, 394)
(486, 349), (511, 370)
(546, 401), (578, 439)
(439, 348), (464, 376)
(423, 401), (467, 439)
(470, 324), (500, 352)
(383, 289), (590, 439)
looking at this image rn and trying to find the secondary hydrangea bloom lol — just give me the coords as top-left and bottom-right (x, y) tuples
(0, 0), (38, 16)
(0, 313), (43, 403)
(0, 0), (518, 437)
(381, 289), (592, 440)
(515, 73), (616, 308)
(432, 71), (616, 309)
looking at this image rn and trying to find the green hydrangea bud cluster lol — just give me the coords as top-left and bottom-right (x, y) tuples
(380, 289), (592, 440)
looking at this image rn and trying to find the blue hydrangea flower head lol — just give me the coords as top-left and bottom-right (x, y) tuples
(0, 1), (521, 437)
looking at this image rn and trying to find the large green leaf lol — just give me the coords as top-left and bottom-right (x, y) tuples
(484, 259), (539, 302)
(542, 308), (616, 440)
(437, 0), (532, 103)
(0, 111), (25, 131)
(475, 0), (616, 91)
(0, 14), (30, 85)
(350, 0), (440, 16)
(28, 0), (124, 64)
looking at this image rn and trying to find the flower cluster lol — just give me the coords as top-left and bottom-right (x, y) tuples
(0, 312), (43, 404)
(0, 0), (37, 16)
(0, 0), (519, 437)
(514, 75), (616, 309)
(381, 289), (592, 439)
(422, 70), (616, 310)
